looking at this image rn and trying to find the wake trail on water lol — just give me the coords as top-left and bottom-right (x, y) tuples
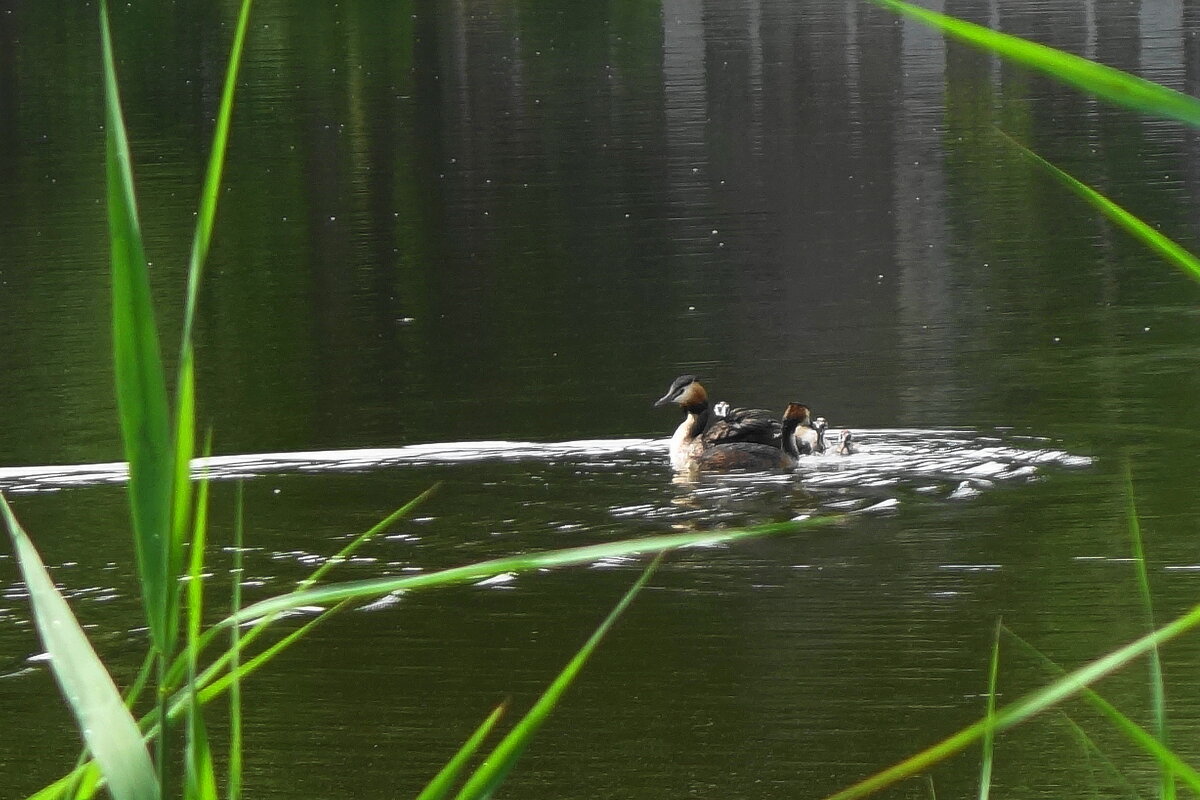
(0, 429), (1090, 495)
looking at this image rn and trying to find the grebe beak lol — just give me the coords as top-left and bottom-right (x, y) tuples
(653, 392), (674, 408)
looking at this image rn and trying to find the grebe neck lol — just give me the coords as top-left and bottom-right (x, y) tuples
(684, 401), (711, 440)
(780, 416), (802, 459)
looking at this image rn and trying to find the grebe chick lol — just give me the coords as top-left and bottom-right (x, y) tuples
(812, 417), (829, 453)
(705, 401), (780, 448)
(654, 375), (778, 470)
(835, 429), (857, 456)
(692, 402), (807, 471)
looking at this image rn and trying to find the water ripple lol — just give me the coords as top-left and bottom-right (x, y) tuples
(0, 430), (1089, 495)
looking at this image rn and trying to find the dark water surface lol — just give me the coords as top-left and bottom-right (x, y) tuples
(3, 0), (1200, 797)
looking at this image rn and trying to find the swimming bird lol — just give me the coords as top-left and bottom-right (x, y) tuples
(690, 402), (807, 471)
(792, 407), (825, 456)
(812, 417), (829, 453)
(654, 375), (779, 470)
(708, 399), (780, 447)
(835, 429), (857, 456)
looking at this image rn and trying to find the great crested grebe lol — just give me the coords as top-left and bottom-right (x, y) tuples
(690, 402), (807, 471)
(835, 429), (857, 455)
(654, 375), (778, 470)
(791, 406), (825, 456)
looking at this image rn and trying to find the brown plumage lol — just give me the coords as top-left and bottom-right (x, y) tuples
(654, 375), (781, 470)
(705, 403), (780, 448)
(690, 402), (807, 471)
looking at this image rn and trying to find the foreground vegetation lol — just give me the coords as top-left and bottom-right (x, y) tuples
(3, 4), (832, 799)
(5, 1), (1200, 798)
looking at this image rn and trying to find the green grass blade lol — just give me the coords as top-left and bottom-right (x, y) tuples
(28, 589), (327, 800)
(998, 132), (1200, 284)
(1123, 463), (1172, 800)
(68, 757), (103, 800)
(872, 0), (1200, 127)
(822, 599), (1200, 800)
(925, 776), (936, 800)
(1125, 467), (1166, 713)
(59, 649), (156, 800)
(221, 518), (830, 629)
(171, 0), (253, 581)
(299, 483), (440, 590)
(184, 710), (217, 800)
(1060, 713), (1146, 800)
(228, 482), (245, 800)
(453, 556), (662, 800)
(133, 602), (350, 771)
(29, 773), (86, 800)
(186, 438), (212, 655)
(56, 648), (154, 800)
(36, 515), (809, 799)
(184, 446), (216, 800)
(164, 486), (438, 689)
(978, 618), (1001, 800)
(197, 603), (350, 702)
(2, 496), (159, 800)
(1003, 629), (1200, 793)
(100, 0), (175, 655)
(170, 354), (197, 624)
(415, 703), (507, 800)
(181, 0), (252, 349)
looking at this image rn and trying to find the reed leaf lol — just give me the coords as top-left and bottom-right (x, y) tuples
(298, 483), (440, 591)
(28, 774), (80, 800)
(453, 556), (662, 800)
(164, 486), (437, 690)
(1123, 464), (1173, 800)
(34, 513), (787, 799)
(2, 496), (159, 800)
(228, 482), (245, 800)
(1059, 713), (1146, 800)
(415, 704), (507, 800)
(978, 619), (1001, 800)
(100, 0), (176, 654)
(221, 518), (828, 630)
(195, 600), (352, 706)
(872, 0), (1200, 127)
(823, 598), (1200, 800)
(182, 0), (252, 341)
(170, 353), (196, 633)
(184, 451), (216, 800)
(1003, 629), (1200, 794)
(183, 713), (217, 800)
(998, 132), (1200, 285)
(171, 0), (253, 584)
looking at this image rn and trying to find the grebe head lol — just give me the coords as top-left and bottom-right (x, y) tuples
(813, 416), (828, 433)
(782, 403), (811, 425)
(654, 374), (708, 409)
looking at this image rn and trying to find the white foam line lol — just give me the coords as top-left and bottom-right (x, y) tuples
(0, 428), (1092, 494)
(0, 438), (665, 492)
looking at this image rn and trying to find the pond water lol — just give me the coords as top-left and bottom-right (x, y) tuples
(3, 0), (1200, 797)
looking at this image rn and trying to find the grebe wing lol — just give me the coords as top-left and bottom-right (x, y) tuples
(703, 406), (781, 446)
